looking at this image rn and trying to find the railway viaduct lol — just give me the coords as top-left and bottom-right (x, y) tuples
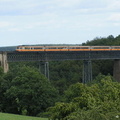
(0, 50), (120, 82)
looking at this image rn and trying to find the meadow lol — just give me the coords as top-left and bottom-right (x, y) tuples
(0, 113), (48, 120)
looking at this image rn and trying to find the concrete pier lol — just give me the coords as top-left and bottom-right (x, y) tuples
(0, 52), (9, 73)
(113, 59), (120, 82)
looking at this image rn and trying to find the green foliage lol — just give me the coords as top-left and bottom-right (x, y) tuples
(0, 66), (58, 116)
(0, 67), (4, 76)
(66, 108), (120, 120)
(64, 83), (87, 102)
(48, 75), (120, 120)
(0, 67), (5, 111)
(82, 34), (120, 46)
(49, 61), (83, 94)
(11, 66), (57, 116)
(48, 102), (76, 120)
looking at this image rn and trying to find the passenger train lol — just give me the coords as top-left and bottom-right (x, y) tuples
(16, 45), (120, 52)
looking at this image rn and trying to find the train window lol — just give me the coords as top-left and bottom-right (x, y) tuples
(17, 47), (20, 49)
(92, 47), (109, 49)
(17, 47), (25, 49)
(69, 47), (76, 49)
(46, 47), (57, 49)
(74, 47), (89, 49)
(25, 47), (31, 49)
(69, 47), (89, 49)
(112, 46), (120, 49)
(17, 46), (23, 49)
(34, 47), (43, 49)
(81, 47), (89, 49)
(57, 47), (61, 49)
(76, 47), (81, 49)
(58, 47), (67, 49)
(51, 47), (56, 49)
(63, 47), (68, 49)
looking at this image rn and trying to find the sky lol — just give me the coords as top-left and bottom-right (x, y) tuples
(0, 0), (120, 46)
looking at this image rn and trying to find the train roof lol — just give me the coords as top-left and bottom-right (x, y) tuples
(18, 44), (82, 46)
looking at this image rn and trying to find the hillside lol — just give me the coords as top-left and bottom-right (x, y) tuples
(82, 35), (120, 45)
(0, 113), (48, 120)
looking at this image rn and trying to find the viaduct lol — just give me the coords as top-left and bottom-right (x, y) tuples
(0, 48), (120, 83)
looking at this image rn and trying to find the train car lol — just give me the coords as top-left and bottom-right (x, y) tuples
(68, 46), (90, 51)
(45, 46), (68, 51)
(16, 45), (120, 52)
(111, 46), (120, 51)
(16, 46), (45, 51)
(16, 45), (69, 52)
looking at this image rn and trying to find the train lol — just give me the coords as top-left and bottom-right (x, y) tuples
(16, 45), (120, 52)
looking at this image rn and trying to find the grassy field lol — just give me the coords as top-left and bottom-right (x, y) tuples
(0, 113), (48, 120)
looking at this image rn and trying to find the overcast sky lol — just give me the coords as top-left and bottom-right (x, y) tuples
(0, 0), (120, 46)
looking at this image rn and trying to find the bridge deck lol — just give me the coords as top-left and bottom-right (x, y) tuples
(7, 51), (120, 62)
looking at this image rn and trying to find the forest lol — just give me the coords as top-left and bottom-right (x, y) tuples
(0, 35), (120, 119)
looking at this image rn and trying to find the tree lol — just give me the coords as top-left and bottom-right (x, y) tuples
(4, 66), (58, 116)
(0, 67), (4, 111)
(48, 75), (120, 120)
(49, 61), (83, 95)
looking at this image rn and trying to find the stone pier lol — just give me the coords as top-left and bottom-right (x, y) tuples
(0, 52), (9, 73)
(113, 59), (120, 82)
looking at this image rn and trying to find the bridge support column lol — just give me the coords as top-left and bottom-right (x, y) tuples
(113, 59), (120, 82)
(39, 61), (49, 80)
(83, 60), (92, 83)
(0, 52), (9, 73)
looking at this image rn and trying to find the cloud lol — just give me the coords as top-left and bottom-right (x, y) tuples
(0, 0), (83, 16)
(0, 0), (41, 16)
(55, 0), (82, 7)
(0, 0), (117, 17)
(8, 28), (22, 32)
(0, 0), (110, 17)
(113, 23), (120, 27)
(0, 0), (120, 46)
(107, 0), (120, 10)
(0, 0), (15, 1)
(108, 13), (120, 21)
(0, 21), (13, 28)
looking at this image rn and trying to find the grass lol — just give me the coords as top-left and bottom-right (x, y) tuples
(0, 113), (48, 120)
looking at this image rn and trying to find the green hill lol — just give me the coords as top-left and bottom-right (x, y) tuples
(0, 113), (48, 120)
(82, 35), (120, 45)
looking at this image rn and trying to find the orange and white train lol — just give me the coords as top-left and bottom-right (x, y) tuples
(16, 45), (120, 52)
